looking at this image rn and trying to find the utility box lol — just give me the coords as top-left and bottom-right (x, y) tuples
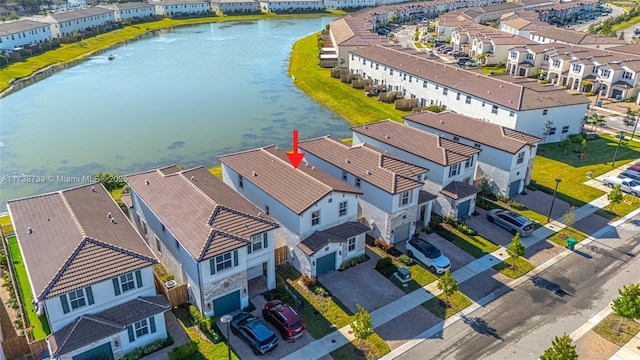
(395, 267), (412, 283)
(567, 238), (577, 251)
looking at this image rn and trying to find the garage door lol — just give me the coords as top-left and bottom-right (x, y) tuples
(457, 199), (471, 218)
(394, 223), (411, 242)
(508, 180), (521, 197)
(73, 342), (113, 360)
(247, 264), (263, 280)
(213, 290), (240, 316)
(316, 252), (336, 276)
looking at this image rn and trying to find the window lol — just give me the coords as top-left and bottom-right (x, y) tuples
(155, 236), (161, 254)
(423, 80), (427, 88)
(623, 71), (632, 79)
(435, 85), (439, 90)
(542, 109), (548, 116)
(509, 111), (514, 117)
(68, 289), (86, 310)
(601, 69), (611, 78)
(134, 319), (149, 338)
(390, 69), (393, 75)
(453, 136), (459, 141)
(238, 174), (244, 188)
(400, 191), (410, 206)
(552, 59), (560, 67)
(465, 157), (474, 168)
(517, 152), (525, 164)
(311, 211), (320, 226)
(328, 198), (332, 203)
(348, 237), (356, 252)
(248, 233), (268, 253)
(527, 53), (534, 60)
(443, 88), (448, 95)
(339, 201), (347, 216)
(355, 177), (361, 188)
(562, 125), (569, 134)
(510, 52), (517, 59)
(474, 143), (481, 148)
(492, 105), (498, 114)
(212, 251), (234, 273)
(548, 127), (557, 135)
(482, 102), (485, 107)
(465, 95), (471, 104)
(175, 240), (179, 249)
(265, 205), (270, 215)
(456, 92), (461, 100)
(572, 64), (582, 72)
(409, 76), (412, 83)
(120, 272), (136, 293)
(375, 64), (378, 70)
(342, 170), (347, 181)
(449, 163), (461, 177)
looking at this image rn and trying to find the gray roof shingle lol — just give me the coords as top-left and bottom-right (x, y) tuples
(440, 181), (480, 200)
(297, 222), (370, 256)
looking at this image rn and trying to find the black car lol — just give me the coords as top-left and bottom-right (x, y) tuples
(231, 312), (278, 355)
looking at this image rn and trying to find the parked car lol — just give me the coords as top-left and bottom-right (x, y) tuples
(627, 164), (640, 172)
(231, 312), (278, 355)
(457, 57), (471, 66)
(487, 209), (535, 236)
(405, 238), (451, 274)
(603, 176), (640, 196)
(619, 170), (640, 182)
(464, 61), (480, 68)
(262, 300), (306, 340)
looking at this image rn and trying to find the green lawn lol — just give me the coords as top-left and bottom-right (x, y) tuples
(289, 33), (408, 125)
(172, 306), (239, 359)
(0, 12), (343, 93)
(492, 257), (534, 279)
(0, 214), (13, 236)
(547, 227), (589, 247)
(330, 334), (391, 360)
(6, 236), (51, 340)
(480, 66), (506, 75)
(368, 246), (438, 293)
(435, 225), (500, 259)
(533, 135), (640, 218)
(422, 291), (472, 319)
(414, 42), (424, 48)
(612, 14), (640, 32)
(593, 313), (640, 346)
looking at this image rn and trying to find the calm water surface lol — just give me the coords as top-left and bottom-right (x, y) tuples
(0, 18), (351, 210)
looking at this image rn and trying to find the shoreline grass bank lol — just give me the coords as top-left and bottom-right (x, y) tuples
(0, 11), (343, 94)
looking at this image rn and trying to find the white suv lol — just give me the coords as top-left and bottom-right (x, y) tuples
(405, 238), (451, 274)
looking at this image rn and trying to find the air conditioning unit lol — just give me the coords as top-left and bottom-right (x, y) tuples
(165, 280), (177, 289)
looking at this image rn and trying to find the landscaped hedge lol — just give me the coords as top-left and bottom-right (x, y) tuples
(338, 254), (370, 271)
(122, 337), (174, 360)
(375, 257), (397, 277)
(188, 305), (220, 343)
(168, 340), (199, 360)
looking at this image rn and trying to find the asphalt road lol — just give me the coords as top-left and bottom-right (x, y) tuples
(571, 4), (625, 32)
(394, 216), (640, 360)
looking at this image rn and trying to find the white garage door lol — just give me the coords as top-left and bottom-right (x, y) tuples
(247, 264), (263, 280)
(394, 223), (411, 242)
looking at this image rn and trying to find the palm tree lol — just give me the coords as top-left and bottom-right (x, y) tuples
(590, 112), (606, 133)
(623, 107), (637, 140)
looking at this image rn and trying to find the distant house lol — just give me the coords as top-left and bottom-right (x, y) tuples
(125, 166), (280, 317)
(151, 0), (210, 17)
(99, 2), (157, 21)
(404, 111), (541, 197)
(211, 0), (259, 14)
(31, 7), (116, 38)
(299, 136), (435, 244)
(219, 146), (370, 277)
(7, 184), (169, 360)
(259, 0), (323, 13)
(0, 19), (52, 52)
(351, 120), (481, 219)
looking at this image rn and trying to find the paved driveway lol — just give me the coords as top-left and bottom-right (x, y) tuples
(396, 233), (475, 272)
(320, 247), (406, 313)
(512, 190), (571, 222)
(219, 295), (315, 360)
(466, 209), (514, 247)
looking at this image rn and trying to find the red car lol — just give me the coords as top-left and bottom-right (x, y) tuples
(262, 300), (305, 340)
(627, 164), (640, 172)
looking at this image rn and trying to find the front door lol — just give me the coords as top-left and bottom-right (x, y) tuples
(457, 199), (471, 218)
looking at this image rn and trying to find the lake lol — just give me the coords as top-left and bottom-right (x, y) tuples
(0, 17), (351, 210)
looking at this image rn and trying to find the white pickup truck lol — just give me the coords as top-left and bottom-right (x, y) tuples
(603, 176), (640, 196)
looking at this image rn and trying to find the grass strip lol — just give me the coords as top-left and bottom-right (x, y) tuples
(592, 313), (640, 347)
(422, 291), (472, 319)
(492, 257), (534, 279)
(330, 334), (391, 360)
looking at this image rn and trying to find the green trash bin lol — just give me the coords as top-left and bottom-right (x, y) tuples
(567, 237), (577, 251)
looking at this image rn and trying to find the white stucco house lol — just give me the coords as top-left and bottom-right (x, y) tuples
(404, 111), (541, 197)
(219, 146), (370, 277)
(7, 184), (169, 360)
(348, 45), (591, 143)
(351, 120), (481, 219)
(125, 166), (280, 317)
(31, 7), (116, 38)
(259, 0), (323, 12)
(0, 19), (52, 52)
(299, 136), (436, 244)
(151, 0), (210, 16)
(99, 2), (157, 21)
(211, 0), (259, 14)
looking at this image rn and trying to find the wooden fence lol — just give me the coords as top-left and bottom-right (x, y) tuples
(274, 246), (288, 266)
(152, 273), (188, 308)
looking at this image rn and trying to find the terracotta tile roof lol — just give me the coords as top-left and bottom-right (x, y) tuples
(48, 295), (170, 357)
(607, 44), (640, 56)
(351, 120), (480, 166)
(299, 136), (426, 194)
(418, 190), (438, 204)
(501, 18), (532, 30)
(331, 17), (355, 46)
(126, 166), (279, 261)
(219, 146), (362, 214)
(7, 184), (157, 300)
(531, 28), (587, 44)
(297, 222), (370, 256)
(403, 111), (540, 154)
(440, 181), (480, 200)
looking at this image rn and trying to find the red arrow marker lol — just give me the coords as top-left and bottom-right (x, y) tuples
(286, 130), (305, 169)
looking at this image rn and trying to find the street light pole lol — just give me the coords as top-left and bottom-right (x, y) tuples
(612, 130), (625, 168)
(547, 178), (562, 223)
(221, 314), (233, 360)
(631, 112), (639, 141)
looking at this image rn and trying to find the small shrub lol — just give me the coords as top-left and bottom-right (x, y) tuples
(399, 254), (412, 265)
(300, 274), (317, 288)
(585, 91), (595, 96)
(169, 341), (199, 360)
(496, 194), (510, 203)
(456, 224), (477, 236)
(314, 286), (330, 297)
(375, 257), (397, 277)
(161, 274), (175, 283)
(509, 201), (527, 211)
(123, 337), (174, 360)
(375, 239), (393, 252)
(442, 216), (458, 226)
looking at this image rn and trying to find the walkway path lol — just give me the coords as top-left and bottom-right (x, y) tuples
(283, 192), (613, 360)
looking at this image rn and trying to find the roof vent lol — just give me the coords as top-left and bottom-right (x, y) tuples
(258, 212), (262, 217)
(27, 227), (33, 234)
(488, 91), (492, 94)
(91, 186), (96, 192)
(346, 159), (351, 164)
(500, 85), (503, 88)
(108, 212), (113, 219)
(275, 146), (278, 150)
(476, 74), (480, 77)
(190, 176), (195, 181)
(440, 120), (445, 124)
(252, 171), (257, 177)
(509, 100), (513, 103)
(311, 166), (315, 170)
(111, 218), (117, 224)
(386, 135), (390, 139)
(366, 170), (372, 175)
(145, 179), (150, 185)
